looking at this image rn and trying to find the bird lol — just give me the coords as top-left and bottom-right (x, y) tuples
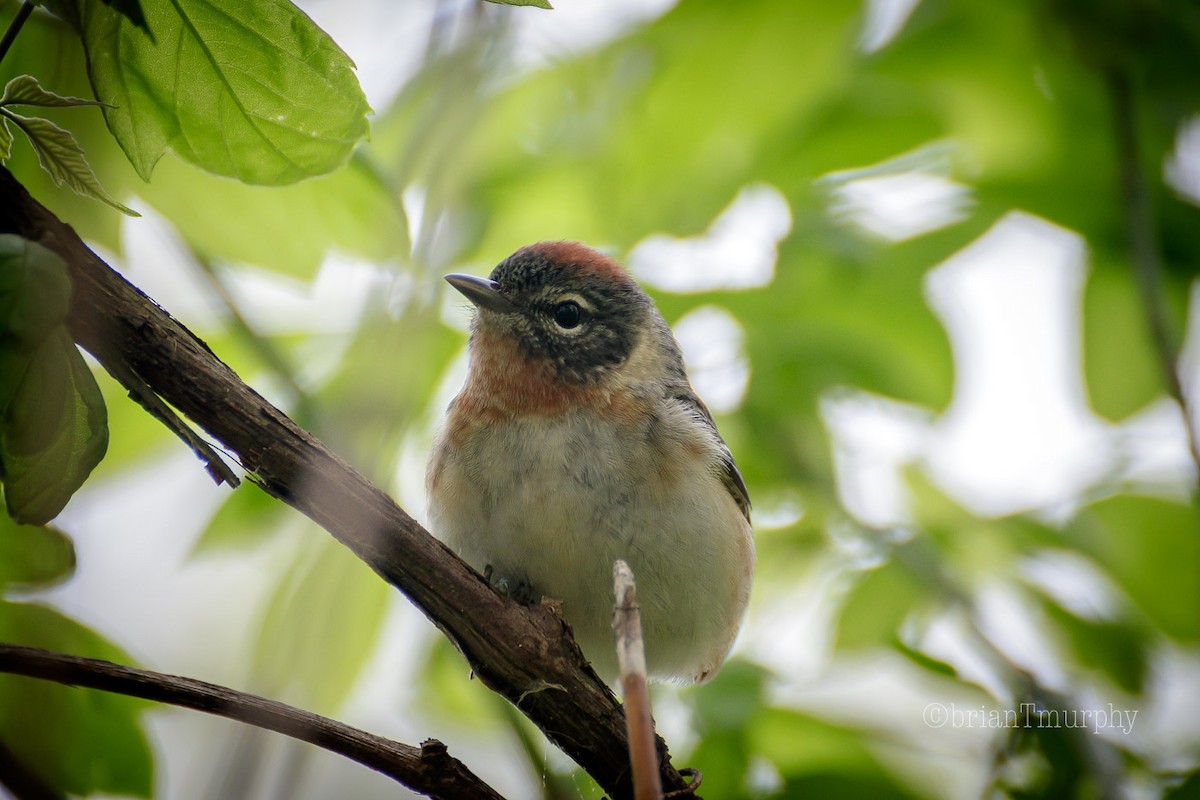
(426, 241), (754, 683)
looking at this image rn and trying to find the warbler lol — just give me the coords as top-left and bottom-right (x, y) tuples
(426, 241), (753, 682)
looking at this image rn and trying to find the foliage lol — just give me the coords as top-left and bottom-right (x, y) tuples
(0, 74), (136, 213)
(1, 0), (1199, 797)
(0, 510), (152, 797)
(0, 235), (107, 525)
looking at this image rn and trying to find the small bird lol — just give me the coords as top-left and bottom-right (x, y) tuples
(427, 241), (753, 682)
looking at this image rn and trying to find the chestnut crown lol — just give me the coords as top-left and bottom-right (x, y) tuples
(448, 242), (658, 384)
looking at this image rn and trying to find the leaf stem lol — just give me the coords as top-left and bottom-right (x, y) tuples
(0, 2), (34, 70)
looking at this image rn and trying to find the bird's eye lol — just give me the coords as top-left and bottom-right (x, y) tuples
(553, 300), (583, 330)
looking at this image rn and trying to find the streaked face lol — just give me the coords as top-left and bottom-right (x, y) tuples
(479, 246), (652, 385)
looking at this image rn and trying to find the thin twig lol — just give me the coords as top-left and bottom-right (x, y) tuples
(0, 644), (505, 800)
(0, 2), (34, 69)
(613, 560), (663, 800)
(1107, 68), (1200, 490)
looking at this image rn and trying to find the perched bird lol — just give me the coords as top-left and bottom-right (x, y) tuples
(427, 241), (753, 682)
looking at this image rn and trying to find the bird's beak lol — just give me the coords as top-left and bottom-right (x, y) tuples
(444, 274), (516, 314)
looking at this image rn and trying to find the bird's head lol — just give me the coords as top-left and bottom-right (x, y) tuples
(446, 241), (667, 388)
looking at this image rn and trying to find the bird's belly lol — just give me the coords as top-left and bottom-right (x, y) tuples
(429, 412), (752, 681)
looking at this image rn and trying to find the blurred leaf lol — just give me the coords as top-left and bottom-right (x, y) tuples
(688, 663), (924, 798)
(191, 481), (288, 555)
(893, 638), (958, 679)
(317, 302), (459, 468)
(1082, 262), (1165, 420)
(1035, 593), (1149, 694)
(252, 536), (388, 713)
(755, 709), (921, 800)
(907, 470), (1060, 579)
(0, 516), (75, 590)
(74, 0), (370, 184)
(686, 660), (768, 799)
(0, 327), (109, 525)
(139, 154), (406, 278)
(1043, 0), (1200, 128)
(835, 556), (930, 650)
(417, 636), (505, 723)
(1065, 495), (1200, 642)
(447, 0), (865, 256)
(1000, 709), (1093, 800)
(692, 659), (769, 733)
(0, 601), (153, 798)
(0, 237), (108, 525)
(0, 235), (71, 358)
(1165, 771), (1200, 800)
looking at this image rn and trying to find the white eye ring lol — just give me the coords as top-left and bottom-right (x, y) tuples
(549, 293), (592, 333)
(554, 301), (583, 329)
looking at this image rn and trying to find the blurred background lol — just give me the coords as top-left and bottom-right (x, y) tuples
(2, 0), (1199, 797)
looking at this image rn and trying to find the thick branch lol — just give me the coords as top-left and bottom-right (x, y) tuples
(0, 167), (689, 799)
(0, 644), (501, 800)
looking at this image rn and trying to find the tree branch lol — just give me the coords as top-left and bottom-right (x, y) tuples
(0, 166), (689, 799)
(0, 643), (502, 800)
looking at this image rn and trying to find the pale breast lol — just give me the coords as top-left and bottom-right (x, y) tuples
(427, 398), (754, 681)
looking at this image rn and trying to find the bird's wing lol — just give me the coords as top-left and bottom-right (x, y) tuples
(673, 389), (752, 521)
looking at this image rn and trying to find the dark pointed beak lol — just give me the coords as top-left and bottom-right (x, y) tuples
(444, 274), (516, 314)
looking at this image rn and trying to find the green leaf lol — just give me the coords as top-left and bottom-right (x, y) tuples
(1, 329), (109, 525)
(1165, 771), (1200, 800)
(0, 118), (11, 161)
(893, 638), (959, 679)
(998, 706), (1092, 800)
(835, 557), (929, 650)
(1082, 263), (1165, 420)
(1035, 592), (1149, 694)
(252, 537), (388, 713)
(191, 481), (286, 555)
(97, 0), (149, 32)
(0, 237), (109, 526)
(0, 235), (72, 360)
(753, 709), (922, 799)
(0, 110), (138, 215)
(77, 0), (371, 185)
(1064, 495), (1200, 642)
(138, 153), (407, 277)
(0, 601), (153, 798)
(0, 74), (101, 109)
(0, 515), (75, 590)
